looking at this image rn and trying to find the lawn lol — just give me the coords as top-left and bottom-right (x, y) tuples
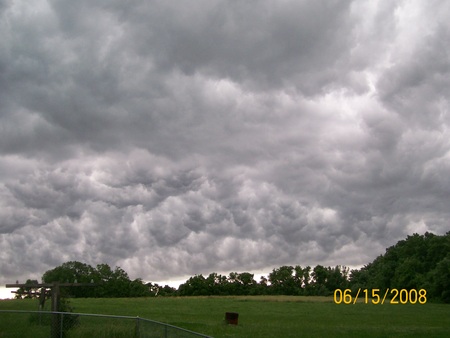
(1, 296), (449, 337)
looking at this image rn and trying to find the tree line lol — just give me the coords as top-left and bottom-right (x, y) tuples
(14, 231), (449, 302)
(350, 231), (450, 303)
(177, 265), (350, 296)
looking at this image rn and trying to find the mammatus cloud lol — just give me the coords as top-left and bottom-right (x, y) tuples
(1, 0), (449, 286)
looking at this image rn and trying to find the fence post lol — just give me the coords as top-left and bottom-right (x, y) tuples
(135, 316), (140, 337)
(60, 313), (64, 338)
(50, 282), (61, 338)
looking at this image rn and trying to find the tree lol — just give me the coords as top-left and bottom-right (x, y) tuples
(325, 266), (349, 291)
(90, 263), (132, 297)
(158, 284), (177, 296)
(427, 255), (450, 303)
(205, 273), (227, 295)
(349, 232), (450, 303)
(92, 263), (115, 297)
(293, 265), (313, 295)
(302, 266), (312, 294)
(226, 272), (256, 295)
(257, 276), (269, 295)
(129, 278), (151, 297)
(268, 266), (298, 295)
(42, 261), (94, 284)
(349, 267), (369, 295)
(310, 265), (329, 296)
(41, 261), (139, 298)
(178, 275), (208, 296)
(42, 261), (97, 298)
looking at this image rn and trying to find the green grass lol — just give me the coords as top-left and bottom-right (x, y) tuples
(1, 296), (449, 337)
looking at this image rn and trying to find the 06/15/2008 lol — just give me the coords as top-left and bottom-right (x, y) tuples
(333, 288), (427, 305)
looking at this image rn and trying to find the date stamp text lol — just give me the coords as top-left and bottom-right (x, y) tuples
(334, 288), (427, 304)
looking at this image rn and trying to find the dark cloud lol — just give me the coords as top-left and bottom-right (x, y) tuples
(1, 0), (449, 286)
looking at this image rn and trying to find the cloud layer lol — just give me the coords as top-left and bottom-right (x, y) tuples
(1, 0), (449, 284)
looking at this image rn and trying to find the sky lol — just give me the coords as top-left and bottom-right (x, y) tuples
(1, 0), (449, 294)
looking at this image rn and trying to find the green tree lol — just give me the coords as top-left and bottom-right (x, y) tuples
(93, 264), (132, 296)
(42, 261), (137, 298)
(226, 272), (256, 295)
(302, 266), (312, 294)
(349, 267), (369, 295)
(268, 266), (298, 295)
(257, 275), (269, 295)
(311, 265), (329, 296)
(42, 261), (96, 298)
(426, 255), (450, 303)
(129, 278), (151, 297)
(178, 275), (208, 296)
(205, 272), (228, 295)
(349, 232), (450, 303)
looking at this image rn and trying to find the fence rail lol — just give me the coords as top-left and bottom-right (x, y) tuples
(0, 309), (213, 338)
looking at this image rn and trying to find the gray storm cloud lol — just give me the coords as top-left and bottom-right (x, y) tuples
(1, 0), (449, 285)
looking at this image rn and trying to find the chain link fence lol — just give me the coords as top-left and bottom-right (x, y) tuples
(0, 310), (213, 338)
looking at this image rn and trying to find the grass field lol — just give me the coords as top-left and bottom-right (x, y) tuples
(1, 296), (449, 337)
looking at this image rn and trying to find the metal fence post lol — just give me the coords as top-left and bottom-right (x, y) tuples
(135, 316), (140, 337)
(60, 313), (64, 338)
